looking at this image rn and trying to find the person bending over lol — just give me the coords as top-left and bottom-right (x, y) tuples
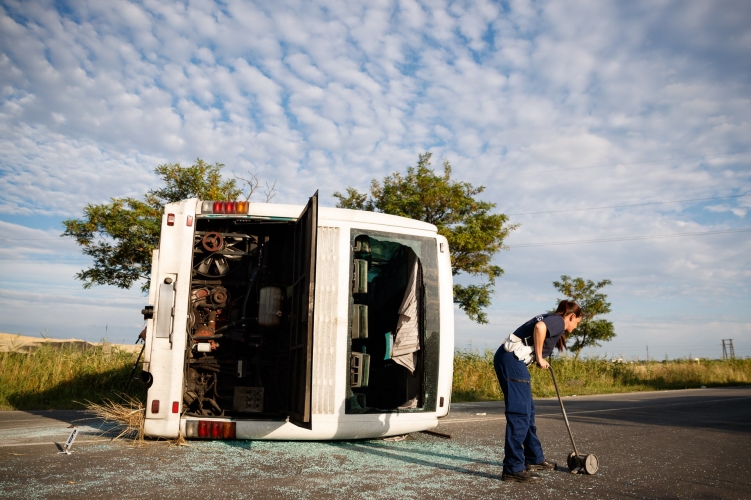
(494, 300), (582, 482)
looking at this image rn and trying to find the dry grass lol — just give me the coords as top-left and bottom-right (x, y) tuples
(451, 349), (502, 402)
(452, 348), (751, 402)
(84, 396), (190, 446)
(172, 432), (189, 447)
(84, 394), (146, 442)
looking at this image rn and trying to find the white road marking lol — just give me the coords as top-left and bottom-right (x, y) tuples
(548, 395), (751, 416)
(0, 417), (98, 423)
(441, 395), (751, 423)
(0, 439), (110, 448)
(440, 416), (505, 424)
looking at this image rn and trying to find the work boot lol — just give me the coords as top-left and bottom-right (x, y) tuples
(526, 459), (556, 471)
(501, 469), (541, 482)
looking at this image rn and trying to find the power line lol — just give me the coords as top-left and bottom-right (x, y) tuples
(507, 227), (751, 249)
(506, 193), (751, 216)
(584, 345), (733, 351)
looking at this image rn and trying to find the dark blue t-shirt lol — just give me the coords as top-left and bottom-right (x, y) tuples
(512, 313), (565, 359)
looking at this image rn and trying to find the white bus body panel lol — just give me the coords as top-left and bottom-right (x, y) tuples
(143, 199), (197, 439)
(143, 199), (454, 440)
(180, 414), (439, 441)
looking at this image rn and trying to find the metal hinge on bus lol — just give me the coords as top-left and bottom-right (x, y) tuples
(155, 276), (176, 339)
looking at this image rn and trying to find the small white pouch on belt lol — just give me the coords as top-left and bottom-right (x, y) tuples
(503, 334), (535, 366)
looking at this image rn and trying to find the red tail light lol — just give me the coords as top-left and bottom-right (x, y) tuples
(167, 214), (175, 226)
(198, 420), (209, 438)
(186, 215), (193, 227)
(151, 400), (160, 414)
(172, 401), (179, 413)
(211, 421), (223, 438)
(213, 201), (223, 214)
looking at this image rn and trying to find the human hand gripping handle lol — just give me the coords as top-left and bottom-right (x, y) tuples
(533, 321), (549, 369)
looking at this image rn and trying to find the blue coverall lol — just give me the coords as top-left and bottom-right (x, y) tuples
(494, 346), (545, 474)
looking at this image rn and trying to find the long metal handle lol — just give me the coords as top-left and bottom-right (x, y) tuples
(548, 363), (580, 458)
(122, 342), (146, 396)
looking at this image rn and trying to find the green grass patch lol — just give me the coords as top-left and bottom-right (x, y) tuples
(452, 348), (751, 402)
(0, 343), (145, 410)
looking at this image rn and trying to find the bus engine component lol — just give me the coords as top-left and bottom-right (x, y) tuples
(202, 232), (224, 252)
(258, 287), (283, 327)
(233, 387), (264, 413)
(352, 259), (368, 294)
(350, 352), (370, 388)
(351, 305), (368, 339)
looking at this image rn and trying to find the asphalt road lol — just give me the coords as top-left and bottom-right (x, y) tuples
(1, 387), (749, 499)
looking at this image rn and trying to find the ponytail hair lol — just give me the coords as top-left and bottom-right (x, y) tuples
(556, 299), (582, 318)
(554, 300), (582, 351)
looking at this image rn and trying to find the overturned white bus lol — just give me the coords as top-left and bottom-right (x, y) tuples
(139, 193), (454, 440)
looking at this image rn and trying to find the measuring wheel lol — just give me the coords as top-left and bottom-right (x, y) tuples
(582, 454), (599, 474)
(567, 451), (578, 471)
(568, 452), (599, 474)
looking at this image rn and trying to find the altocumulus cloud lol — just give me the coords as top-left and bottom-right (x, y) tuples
(0, 0), (749, 355)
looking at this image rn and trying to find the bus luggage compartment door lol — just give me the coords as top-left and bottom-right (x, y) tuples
(286, 191), (318, 430)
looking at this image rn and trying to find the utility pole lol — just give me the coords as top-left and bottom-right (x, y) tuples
(646, 345), (649, 362)
(723, 339), (735, 359)
(721, 339), (735, 360)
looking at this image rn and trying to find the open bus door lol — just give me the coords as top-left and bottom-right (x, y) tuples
(287, 191), (318, 429)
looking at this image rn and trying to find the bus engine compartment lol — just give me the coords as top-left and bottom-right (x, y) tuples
(184, 215), (305, 419)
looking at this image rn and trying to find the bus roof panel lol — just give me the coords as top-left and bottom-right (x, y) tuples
(246, 203), (438, 233)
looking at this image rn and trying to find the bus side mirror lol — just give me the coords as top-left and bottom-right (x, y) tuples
(141, 305), (154, 320)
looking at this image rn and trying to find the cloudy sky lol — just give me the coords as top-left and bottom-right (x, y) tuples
(1, 0), (749, 359)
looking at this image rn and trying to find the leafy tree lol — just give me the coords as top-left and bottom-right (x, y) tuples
(62, 159), (243, 292)
(334, 152), (517, 323)
(552, 275), (615, 358)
